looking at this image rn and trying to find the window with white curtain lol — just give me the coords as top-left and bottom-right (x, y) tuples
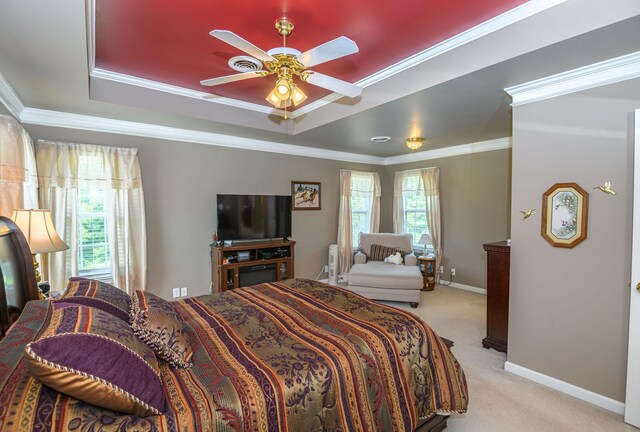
(401, 171), (429, 247)
(77, 187), (112, 282)
(36, 140), (147, 294)
(350, 172), (376, 246)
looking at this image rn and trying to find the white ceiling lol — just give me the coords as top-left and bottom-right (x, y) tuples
(1, 0), (639, 159)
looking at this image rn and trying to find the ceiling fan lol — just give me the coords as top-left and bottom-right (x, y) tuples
(200, 17), (363, 117)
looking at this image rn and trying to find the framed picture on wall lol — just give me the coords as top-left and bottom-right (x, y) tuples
(541, 182), (589, 248)
(291, 181), (321, 210)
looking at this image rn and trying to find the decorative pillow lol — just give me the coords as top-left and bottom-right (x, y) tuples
(24, 305), (165, 417)
(55, 278), (131, 322)
(369, 244), (406, 262)
(384, 252), (404, 265)
(130, 290), (193, 368)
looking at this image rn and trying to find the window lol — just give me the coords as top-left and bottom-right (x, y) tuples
(350, 172), (376, 246)
(77, 187), (112, 282)
(399, 170), (429, 248)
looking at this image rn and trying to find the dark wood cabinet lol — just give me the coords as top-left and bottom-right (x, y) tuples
(482, 241), (510, 353)
(210, 240), (295, 293)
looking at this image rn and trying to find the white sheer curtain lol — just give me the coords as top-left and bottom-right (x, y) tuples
(0, 115), (38, 216)
(36, 140), (147, 294)
(393, 167), (442, 271)
(421, 168), (442, 272)
(337, 169), (381, 275)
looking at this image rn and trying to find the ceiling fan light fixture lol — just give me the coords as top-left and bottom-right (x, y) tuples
(275, 78), (291, 100)
(405, 137), (425, 151)
(290, 85), (307, 106)
(266, 89), (281, 106)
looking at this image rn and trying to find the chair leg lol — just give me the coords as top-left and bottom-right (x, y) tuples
(410, 302), (419, 308)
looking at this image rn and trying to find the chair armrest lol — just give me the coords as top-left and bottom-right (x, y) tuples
(404, 252), (417, 266)
(354, 251), (367, 264)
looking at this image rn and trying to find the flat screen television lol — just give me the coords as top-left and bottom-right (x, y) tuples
(216, 194), (292, 241)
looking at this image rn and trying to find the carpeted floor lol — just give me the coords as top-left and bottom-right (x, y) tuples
(384, 285), (638, 432)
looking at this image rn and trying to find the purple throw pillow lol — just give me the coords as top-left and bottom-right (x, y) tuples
(55, 278), (131, 322)
(24, 305), (165, 417)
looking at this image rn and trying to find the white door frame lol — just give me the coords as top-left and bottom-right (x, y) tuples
(626, 109), (640, 427)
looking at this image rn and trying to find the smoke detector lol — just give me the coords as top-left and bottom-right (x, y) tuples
(228, 56), (263, 72)
(370, 136), (391, 143)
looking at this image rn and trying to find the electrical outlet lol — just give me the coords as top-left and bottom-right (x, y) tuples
(180, 287), (188, 297)
(438, 266), (444, 274)
(172, 288), (180, 298)
(451, 268), (456, 276)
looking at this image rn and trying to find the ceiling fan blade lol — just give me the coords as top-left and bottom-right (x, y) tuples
(200, 71), (262, 87)
(210, 30), (275, 63)
(297, 36), (359, 67)
(304, 72), (363, 98)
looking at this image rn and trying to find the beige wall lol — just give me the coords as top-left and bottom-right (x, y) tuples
(22, 125), (382, 300)
(381, 149), (512, 289)
(509, 79), (639, 401)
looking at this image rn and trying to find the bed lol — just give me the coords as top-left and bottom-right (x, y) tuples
(0, 216), (468, 431)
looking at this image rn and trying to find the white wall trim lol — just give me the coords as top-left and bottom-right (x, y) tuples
(440, 281), (486, 295)
(383, 137), (512, 166)
(91, 68), (282, 115)
(0, 72), (25, 119)
(18, 107), (385, 164)
(87, 0), (566, 118)
(504, 361), (625, 415)
(505, 51), (640, 106)
(1, 74), (511, 164)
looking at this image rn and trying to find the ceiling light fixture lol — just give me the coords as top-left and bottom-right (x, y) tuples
(405, 137), (425, 151)
(201, 17), (362, 119)
(262, 19), (308, 118)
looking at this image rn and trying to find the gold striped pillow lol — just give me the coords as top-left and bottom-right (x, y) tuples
(369, 244), (406, 261)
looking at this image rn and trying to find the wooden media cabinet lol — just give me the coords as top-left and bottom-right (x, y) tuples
(210, 240), (295, 292)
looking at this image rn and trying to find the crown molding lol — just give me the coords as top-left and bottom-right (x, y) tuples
(505, 51), (640, 106)
(87, 0), (567, 118)
(0, 72), (25, 118)
(18, 107), (385, 165)
(383, 137), (512, 166)
(91, 68), (280, 115)
(1, 73), (510, 165)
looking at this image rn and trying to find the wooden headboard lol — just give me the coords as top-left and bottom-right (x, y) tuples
(0, 216), (39, 339)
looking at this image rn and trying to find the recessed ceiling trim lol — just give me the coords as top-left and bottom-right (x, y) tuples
(505, 50), (640, 106)
(18, 107), (385, 165)
(0, 72), (25, 118)
(86, 0), (96, 72)
(87, 0), (567, 118)
(357, 0), (569, 89)
(91, 68), (282, 115)
(382, 137), (512, 166)
(1, 73), (511, 164)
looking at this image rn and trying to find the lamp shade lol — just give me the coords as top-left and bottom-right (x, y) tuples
(11, 209), (69, 253)
(419, 233), (432, 246)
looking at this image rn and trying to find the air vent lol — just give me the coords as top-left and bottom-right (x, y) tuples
(228, 56), (263, 72)
(370, 136), (391, 143)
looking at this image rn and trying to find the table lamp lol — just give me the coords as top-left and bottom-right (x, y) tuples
(418, 233), (433, 258)
(11, 209), (69, 285)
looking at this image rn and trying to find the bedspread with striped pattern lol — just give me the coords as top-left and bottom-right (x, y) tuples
(0, 279), (467, 431)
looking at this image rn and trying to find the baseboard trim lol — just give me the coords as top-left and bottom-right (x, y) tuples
(440, 281), (486, 295)
(504, 361), (625, 415)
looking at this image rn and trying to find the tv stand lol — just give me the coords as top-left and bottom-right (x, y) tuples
(210, 240), (295, 292)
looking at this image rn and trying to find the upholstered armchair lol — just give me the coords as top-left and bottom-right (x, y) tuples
(347, 233), (422, 308)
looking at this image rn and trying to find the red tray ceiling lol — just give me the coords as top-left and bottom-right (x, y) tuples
(95, 0), (529, 108)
